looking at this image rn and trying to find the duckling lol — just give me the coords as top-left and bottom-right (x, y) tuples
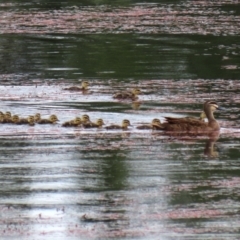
(155, 101), (220, 133)
(0, 115), (4, 123)
(34, 113), (41, 123)
(11, 115), (20, 124)
(106, 119), (131, 130)
(10, 115), (35, 126)
(83, 118), (105, 128)
(37, 114), (59, 124)
(63, 81), (89, 92)
(27, 116), (35, 126)
(62, 117), (82, 127)
(136, 118), (162, 130)
(1, 111), (12, 123)
(113, 88), (141, 101)
(18, 116), (30, 124)
(81, 114), (91, 124)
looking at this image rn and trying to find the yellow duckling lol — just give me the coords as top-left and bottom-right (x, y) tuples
(136, 118), (162, 130)
(11, 115), (35, 126)
(34, 113), (41, 123)
(11, 115), (20, 124)
(83, 118), (105, 128)
(37, 114), (59, 124)
(62, 117), (82, 127)
(27, 116), (35, 126)
(113, 88), (142, 101)
(0, 112), (4, 123)
(81, 114), (91, 124)
(63, 81), (89, 92)
(2, 111), (12, 123)
(106, 119), (131, 130)
(18, 116), (30, 124)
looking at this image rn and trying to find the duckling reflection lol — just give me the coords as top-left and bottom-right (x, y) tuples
(113, 88), (141, 101)
(131, 101), (141, 110)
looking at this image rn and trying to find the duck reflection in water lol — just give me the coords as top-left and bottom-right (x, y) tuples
(131, 101), (141, 110)
(204, 132), (220, 158)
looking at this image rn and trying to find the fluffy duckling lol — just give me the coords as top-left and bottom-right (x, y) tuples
(34, 113), (41, 123)
(63, 81), (89, 92)
(113, 88), (141, 101)
(11, 115), (20, 124)
(1, 111), (12, 123)
(0, 115), (4, 123)
(37, 114), (59, 124)
(83, 118), (105, 128)
(106, 119), (131, 130)
(62, 117), (82, 127)
(136, 118), (162, 130)
(11, 115), (35, 126)
(27, 116), (35, 126)
(0, 112), (4, 123)
(81, 114), (91, 124)
(18, 116), (30, 124)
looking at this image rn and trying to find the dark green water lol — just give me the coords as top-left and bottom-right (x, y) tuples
(0, 1), (240, 239)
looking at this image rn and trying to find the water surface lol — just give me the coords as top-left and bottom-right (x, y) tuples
(0, 0), (240, 239)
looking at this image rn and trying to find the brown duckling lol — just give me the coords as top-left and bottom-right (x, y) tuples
(37, 114), (59, 124)
(106, 119), (131, 130)
(137, 118), (162, 130)
(113, 88), (141, 101)
(34, 113), (41, 123)
(1, 111), (12, 123)
(11, 115), (20, 124)
(62, 117), (82, 127)
(81, 114), (91, 124)
(11, 115), (35, 126)
(156, 101), (220, 133)
(83, 118), (105, 128)
(63, 81), (89, 92)
(27, 116), (35, 126)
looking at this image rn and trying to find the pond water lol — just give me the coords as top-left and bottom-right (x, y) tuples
(0, 0), (240, 239)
